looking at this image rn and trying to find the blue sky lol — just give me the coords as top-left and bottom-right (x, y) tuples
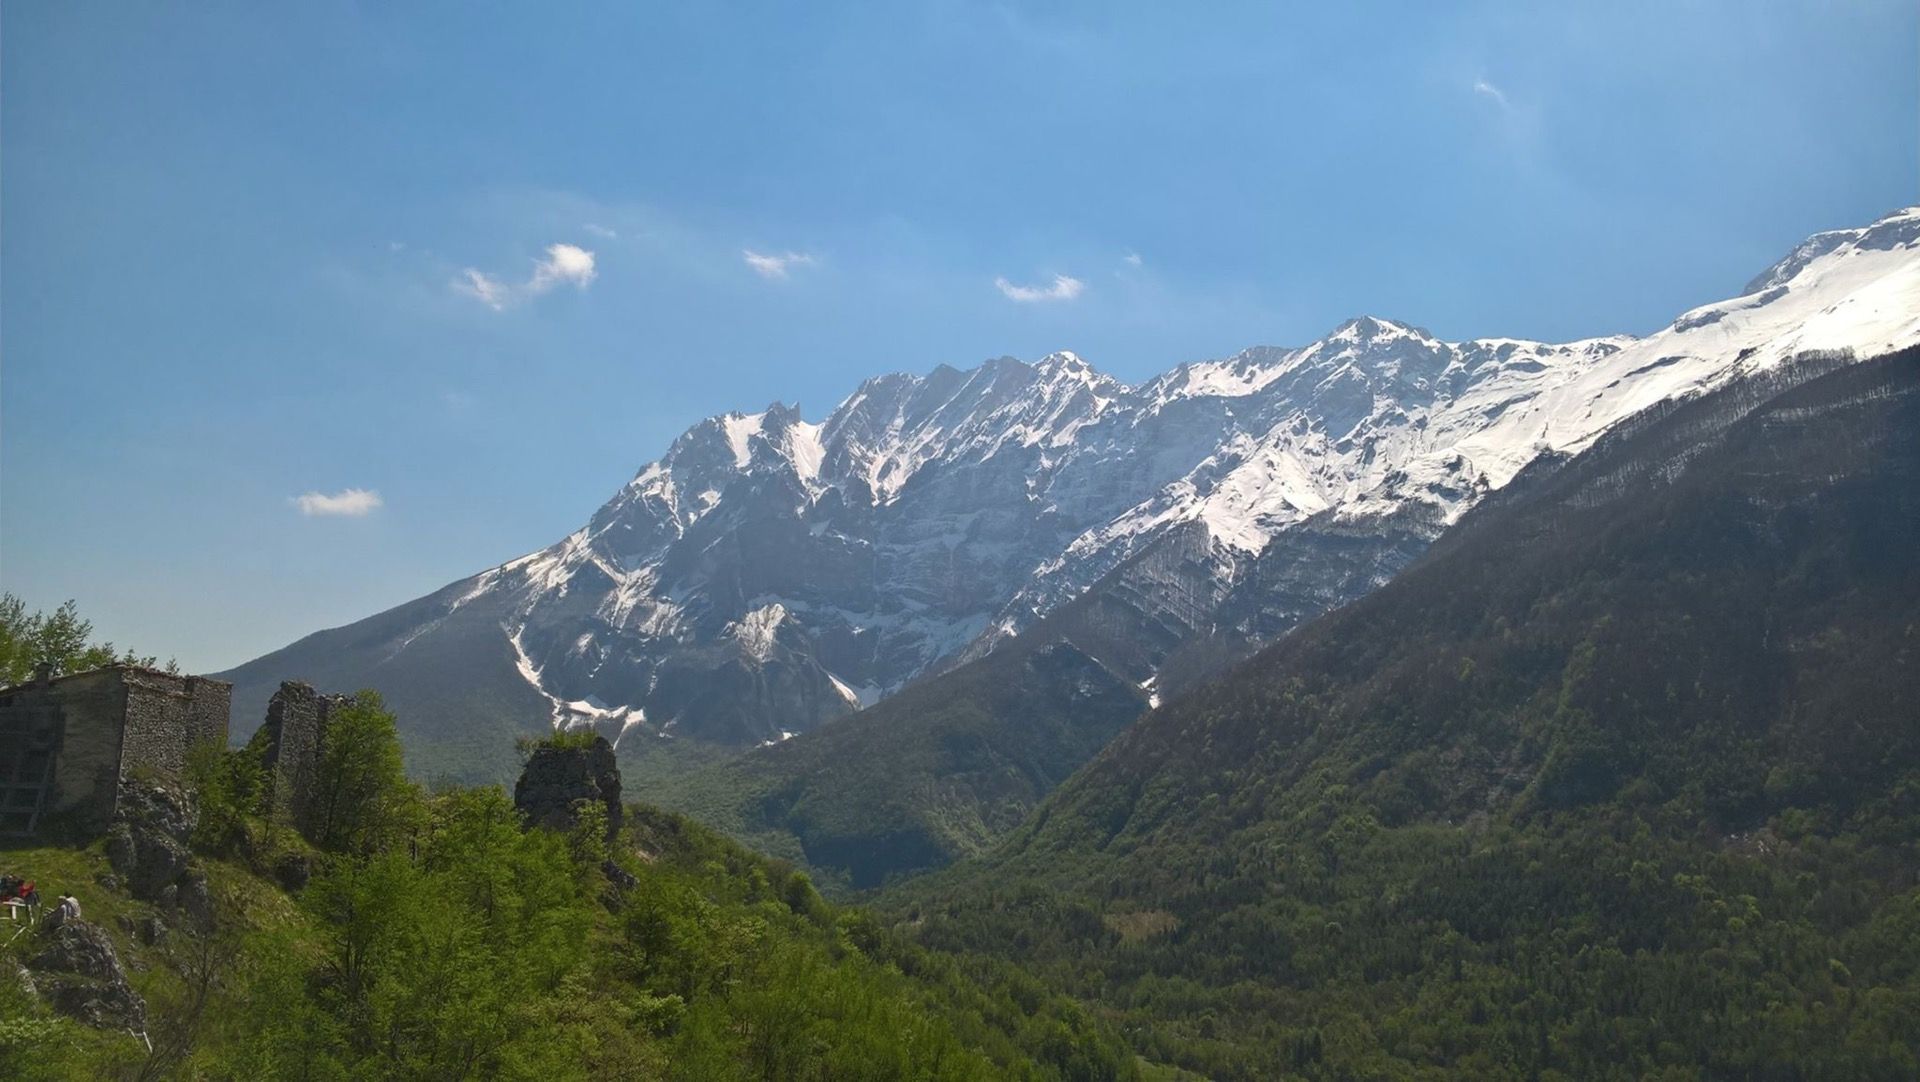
(3, 1), (1915, 672)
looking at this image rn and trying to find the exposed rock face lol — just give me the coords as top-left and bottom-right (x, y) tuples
(104, 779), (211, 929)
(217, 208), (1920, 768)
(514, 736), (622, 839)
(27, 920), (146, 1030)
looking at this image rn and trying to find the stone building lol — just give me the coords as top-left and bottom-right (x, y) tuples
(0, 665), (231, 838)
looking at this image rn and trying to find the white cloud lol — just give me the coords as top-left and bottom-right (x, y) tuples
(454, 243), (596, 309)
(995, 274), (1085, 303)
(743, 249), (817, 279)
(1122, 251), (1143, 268)
(582, 223), (619, 239)
(292, 488), (383, 517)
(1473, 77), (1513, 112)
(528, 243), (597, 292)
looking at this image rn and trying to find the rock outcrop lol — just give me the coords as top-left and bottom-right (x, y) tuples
(104, 779), (212, 930)
(27, 919), (146, 1030)
(513, 735), (622, 840)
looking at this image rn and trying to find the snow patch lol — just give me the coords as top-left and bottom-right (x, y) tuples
(827, 672), (881, 708)
(788, 420), (825, 483)
(722, 411), (765, 467)
(728, 603), (788, 662)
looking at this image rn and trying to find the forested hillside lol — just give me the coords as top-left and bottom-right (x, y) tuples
(642, 639), (1147, 891)
(1, 700), (1138, 1080)
(890, 349), (1920, 1079)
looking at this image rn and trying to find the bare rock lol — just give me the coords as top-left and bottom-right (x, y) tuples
(26, 920), (146, 1030)
(513, 735), (623, 839)
(105, 779), (213, 927)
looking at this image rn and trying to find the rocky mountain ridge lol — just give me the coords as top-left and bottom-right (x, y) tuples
(219, 207), (1920, 772)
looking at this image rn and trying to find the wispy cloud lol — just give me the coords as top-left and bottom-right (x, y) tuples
(455, 269), (513, 310)
(743, 249), (817, 279)
(1121, 251), (1143, 268)
(582, 223), (619, 239)
(292, 488), (383, 517)
(454, 243), (597, 309)
(995, 274), (1085, 303)
(1472, 77), (1513, 112)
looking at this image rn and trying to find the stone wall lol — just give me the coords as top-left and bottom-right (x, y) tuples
(0, 666), (231, 839)
(117, 670), (232, 781)
(258, 681), (349, 837)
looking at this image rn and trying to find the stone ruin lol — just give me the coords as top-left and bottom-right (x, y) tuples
(0, 668), (362, 1032)
(0, 664), (230, 839)
(253, 680), (353, 840)
(513, 733), (623, 841)
(0, 665), (350, 844)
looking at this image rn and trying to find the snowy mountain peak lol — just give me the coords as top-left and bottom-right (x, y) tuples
(1034, 349), (1094, 376)
(235, 208), (1920, 748)
(1331, 315), (1434, 343)
(1744, 205), (1920, 294)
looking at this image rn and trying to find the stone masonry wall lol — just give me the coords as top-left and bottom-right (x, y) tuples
(0, 666), (231, 839)
(24, 670), (128, 837)
(259, 681), (349, 837)
(116, 670), (232, 781)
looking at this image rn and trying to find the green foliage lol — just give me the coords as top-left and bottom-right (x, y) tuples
(0, 594), (170, 685)
(566, 797), (611, 871)
(519, 726), (606, 756)
(14, 702), (1139, 1079)
(185, 740), (266, 855)
(781, 869), (829, 924)
(307, 691), (418, 855)
(904, 800), (1920, 1079)
(0, 973), (71, 1078)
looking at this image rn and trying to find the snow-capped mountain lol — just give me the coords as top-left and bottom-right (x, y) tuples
(221, 208), (1920, 762)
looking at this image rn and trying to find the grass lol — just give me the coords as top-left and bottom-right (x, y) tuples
(0, 837), (317, 1078)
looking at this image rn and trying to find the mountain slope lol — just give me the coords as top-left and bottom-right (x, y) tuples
(894, 348), (1920, 1079)
(645, 638), (1148, 891)
(220, 208), (1920, 780)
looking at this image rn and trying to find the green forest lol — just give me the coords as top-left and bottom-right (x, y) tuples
(0, 690), (1136, 1080)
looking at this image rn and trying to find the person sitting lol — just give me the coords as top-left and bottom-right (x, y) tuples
(43, 893), (80, 930)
